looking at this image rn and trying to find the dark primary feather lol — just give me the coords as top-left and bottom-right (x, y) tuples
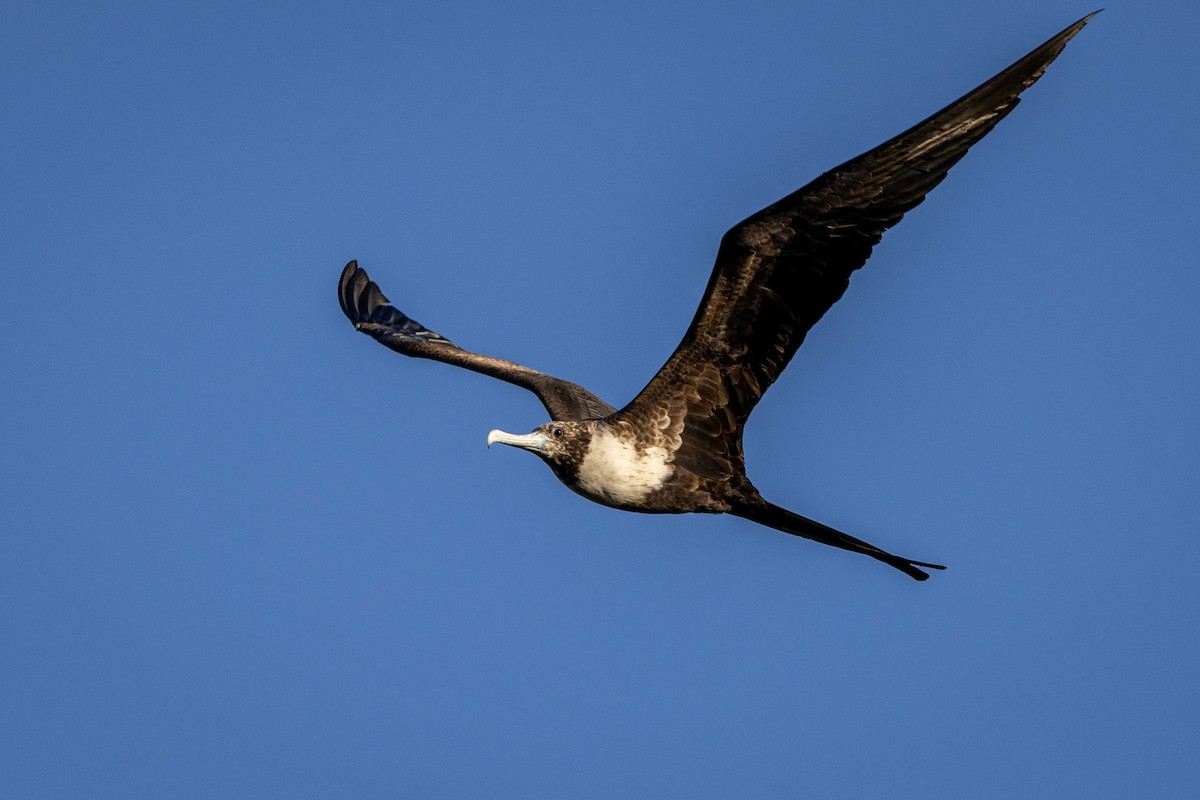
(338, 261), (616, 420)
(620, 13), (1096, 445)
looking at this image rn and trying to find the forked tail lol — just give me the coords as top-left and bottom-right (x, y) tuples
(733, 501), (946, 581)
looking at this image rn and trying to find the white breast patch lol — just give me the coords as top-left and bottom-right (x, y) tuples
(575, 427), (673, 508)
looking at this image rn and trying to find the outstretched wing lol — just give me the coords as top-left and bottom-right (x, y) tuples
(338, 261), (616, 421)
(619, 14), (1095, 470)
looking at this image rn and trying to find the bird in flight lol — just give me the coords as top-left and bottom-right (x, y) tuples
(338, 14), (1095, 580)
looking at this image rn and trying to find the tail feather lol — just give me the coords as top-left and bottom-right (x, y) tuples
(733, 501), (946, 581)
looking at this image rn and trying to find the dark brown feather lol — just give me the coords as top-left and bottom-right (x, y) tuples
(619, 14), (1096, 468)
(338, 261), (616, 421)
(732, 501), (947, 581)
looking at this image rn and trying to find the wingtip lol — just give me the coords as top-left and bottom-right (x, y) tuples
(338, 260), (390, 325)
(1028, 10), (1100, 72)
(1061, 10), (1102, 40)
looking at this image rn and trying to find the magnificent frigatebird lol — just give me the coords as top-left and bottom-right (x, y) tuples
(338, 14), (1095, 580)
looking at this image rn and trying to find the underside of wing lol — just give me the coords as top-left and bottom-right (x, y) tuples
(338, 261), (616, 421)
(620, 13), (1095, 448)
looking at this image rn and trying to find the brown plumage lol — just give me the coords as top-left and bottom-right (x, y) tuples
(338, 14), (1096, 580)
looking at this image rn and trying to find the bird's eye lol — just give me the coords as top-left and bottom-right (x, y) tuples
(551, 426), (564, 439)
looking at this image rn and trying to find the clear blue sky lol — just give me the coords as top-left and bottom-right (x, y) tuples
(3, 1), (1198, 797)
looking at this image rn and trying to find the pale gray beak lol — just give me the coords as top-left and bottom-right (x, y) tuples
(486, 429), (551, 453)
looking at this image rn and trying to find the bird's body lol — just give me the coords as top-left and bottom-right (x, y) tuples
(566, 422), (677, 511)
(490, 418), (739, 514)
(338, 14), (1096, 580)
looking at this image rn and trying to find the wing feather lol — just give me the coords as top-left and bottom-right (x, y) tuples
(619, 14), (1095, 452)
(338, 261), (615, 421)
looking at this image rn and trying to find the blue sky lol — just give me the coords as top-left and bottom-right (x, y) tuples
(3, 1), (1198, 797)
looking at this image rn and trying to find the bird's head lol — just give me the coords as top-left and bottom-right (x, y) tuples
(486, 420), (595, 472)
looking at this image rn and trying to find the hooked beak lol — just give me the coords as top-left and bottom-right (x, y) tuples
(486, 429), (551, 453)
